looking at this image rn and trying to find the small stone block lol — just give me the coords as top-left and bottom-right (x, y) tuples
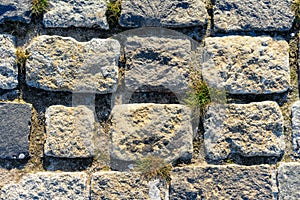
(0, 102), (31, 159)
(45, 105), (95, 158)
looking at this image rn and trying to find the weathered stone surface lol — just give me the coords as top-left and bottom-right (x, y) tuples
(0, 102), (31, 159)
(1, 172), (89, 199)
(214, 0), (294, 32)
(171, 165), (276, 199)
(91, 172), (168, 199)
(204, 101), (285, 161)
(120, 0), (208, 28)
(278, 162), (300, 200)
(0, 0), (31, 24)
(202, 36), (290, 94)
(43, 0), (108, 29)
(26, 35), (120, 93)
(124, 36), (191, 98)
(45, 105), (95, 158)
(292, 101), (300, 155)
(110, 103), (193, 171)
(0, 34), (18, 90)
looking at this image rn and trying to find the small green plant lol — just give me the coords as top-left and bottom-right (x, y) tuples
(106, 0), (122, 26)
(16, 47), (30, 68)
(31, 0), (49, 15)
(185, 71), (211, 116)
(135, 156), (172, 183)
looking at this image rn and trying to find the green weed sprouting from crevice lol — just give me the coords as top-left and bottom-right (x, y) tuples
(135, 156), (172, 184)
(16, 47), (30, 73)
(31, 0), (49, 15)
(185, 70), (211, 117)
(106, 0), (122, 27)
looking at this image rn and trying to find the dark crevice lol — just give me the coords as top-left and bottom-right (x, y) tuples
(43, 156), (93, 171)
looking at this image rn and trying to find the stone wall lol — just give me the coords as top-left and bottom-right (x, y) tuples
(0, 0), (299, 199)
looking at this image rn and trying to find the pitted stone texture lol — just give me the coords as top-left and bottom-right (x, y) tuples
(120, 0), (208, 28)
(292, 101), (300, 155)
(214, 0), (294, 32)
(171, 165), (276, 199)
(0, 0), (31, 24)
(124, 36), (191, 97)
(0, 102), (31, 159)
(202, 36), (290, 94)
(204, 101), (284, 161)
(110, 104), (193, 171)
(1, 172), (89, 199)
(26, 35), (120, 93)
(45, 105), (95, 158)
(0, 35), (18, 90)
(278, 163), (300, 200)
(43, 0), (108, 29)
(91, 172), (168, 199)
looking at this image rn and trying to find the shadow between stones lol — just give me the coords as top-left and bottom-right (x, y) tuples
(0, 158), (29, 170)
(128, 86), (180, 104)
(226, 91), (289, 106)
(43, 156), (93, 171)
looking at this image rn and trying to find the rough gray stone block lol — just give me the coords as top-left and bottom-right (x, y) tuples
(43, 0), (109, 29)
(171, 165), (276, 199)
(292, 101), (300, 155)
(0, 0), (31, 24)
(110, 103), (193, 171)
(1, 172), (89, 199)
(124, 36), (191, 99)
(120, 0), (208, 28)
(91, 172), (168, 199)
(26, 35), (120, 93)
(0, 102), (31, 159)
(0, 34), (18, 90)
(45, 105), (95, 158)
(202, 36), (290, 94)
(204, 101), (285, 161)
(214, 0), (294, 32)
(278, 162), (300, 200)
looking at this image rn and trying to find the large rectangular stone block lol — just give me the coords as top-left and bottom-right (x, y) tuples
(120, 0), (208, 28)
(171, 165), (276, 199)
(26, 35), (120, 93)
(202, 36), (290, 94)
(91, 172), (168, 199)
(204, 101), (285, 162)
(110, 103), (193, 171)
(124, 36), (191, 100)
(1, 172), (89, 199)
(43, 0), (109, 29)
(214, 0), (294, 32)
